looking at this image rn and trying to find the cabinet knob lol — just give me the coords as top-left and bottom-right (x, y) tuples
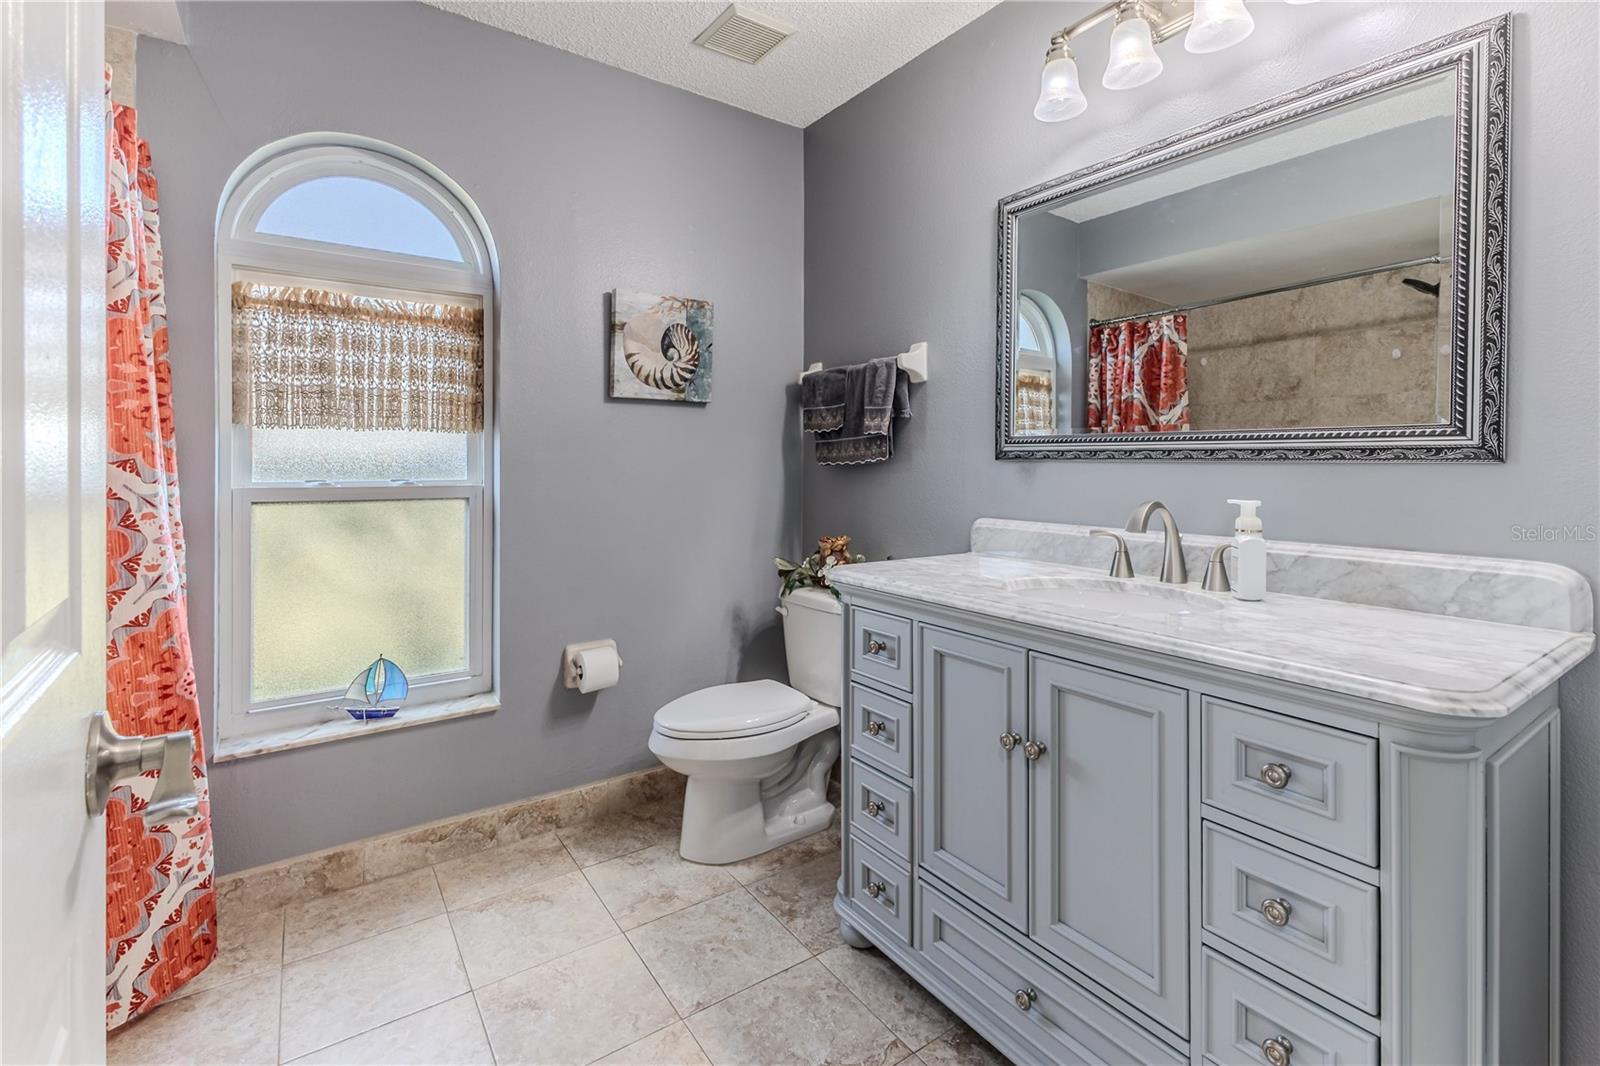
(864, 799), (883, 817)
(1023, 740), (1047, 761)
(865, 719), (885, 737)
(1261, 1036), (1294, 1066)
(999, 731), (1022, 752)
(867, 638), (888, 655)
(1260, 762), (1292, 790)
(1261, 897), (1292, 927)
(865, 880), (887, 899)
(1013, 987), (1037, 1012)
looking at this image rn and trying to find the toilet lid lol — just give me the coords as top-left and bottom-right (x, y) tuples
(653, 679), (813, 740)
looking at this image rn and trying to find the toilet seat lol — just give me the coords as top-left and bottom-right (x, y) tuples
(653, 679), (813, 740)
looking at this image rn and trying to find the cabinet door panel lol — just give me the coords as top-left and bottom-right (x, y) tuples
(1029, 653), (1189, 1037)
(918, 625), (1028, 930)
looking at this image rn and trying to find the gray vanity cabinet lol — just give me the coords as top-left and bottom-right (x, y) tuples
(1028, 654), (1189, 1036)
(917, 625), (1029, 930)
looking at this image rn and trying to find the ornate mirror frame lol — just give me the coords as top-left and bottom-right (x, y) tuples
(996, 15), (1510, 461)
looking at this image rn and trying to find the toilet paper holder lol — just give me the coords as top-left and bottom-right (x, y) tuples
(562, 639), (622, 690)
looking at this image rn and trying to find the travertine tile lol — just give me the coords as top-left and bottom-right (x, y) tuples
(686, 959), (912, 1066)
(626, 889), (809, 1015)
(914, 1022), (1009, 1066)
(447, 868), (619, 987)
(216, 847), (367, 917)
(748, 852), (848, 953)
(289, 994), (492, 1065)
(283, 866), (443, 962)
(556, 808), (681, 867)
(818, 946), (957, 1049)
(279, 914), (468, 1061)
(584, 843), (739, 929)
(107, 970), (279, 1066)
(172, 904), (283, 999)
(595, 1022), (710, 1065)
(432, 830), (578, 910)
(475, 936), (676, 1066)
(721, 824), (839, 886)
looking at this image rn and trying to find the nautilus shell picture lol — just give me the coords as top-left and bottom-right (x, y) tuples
(609, 290), (714, 403)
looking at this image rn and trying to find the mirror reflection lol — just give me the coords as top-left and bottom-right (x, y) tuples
(1011, 68), (1457, 437)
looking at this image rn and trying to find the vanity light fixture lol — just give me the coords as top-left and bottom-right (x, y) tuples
(1033, 0), (1272, 121)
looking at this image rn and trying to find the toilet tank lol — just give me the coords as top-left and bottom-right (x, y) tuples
(780, 587), (844, 708)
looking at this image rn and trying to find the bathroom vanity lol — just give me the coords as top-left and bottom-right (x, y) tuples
(830, 519), (1593, 1066)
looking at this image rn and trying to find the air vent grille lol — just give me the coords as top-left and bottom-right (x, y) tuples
(693, 4), (795, 65)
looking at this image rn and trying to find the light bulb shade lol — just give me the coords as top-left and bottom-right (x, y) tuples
(1034, 55), (1088, 121)
(1185, 0), (1254, 53)
(1102, 16), (1163, 90)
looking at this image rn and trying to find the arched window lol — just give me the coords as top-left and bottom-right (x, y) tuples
(215, 141), (496, 746)
(1014, 294), (1060, 434)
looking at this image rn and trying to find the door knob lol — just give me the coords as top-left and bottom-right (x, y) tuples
(1261, 1036), (1293, 1066)
(1260, 762), (1292, 790)
(999, 731), (1022, 752)
(1023, 740), (1047, 761)
(865, 719), (885, 737)
(865, 880), (887, 899)
(1261, 898), (1292, 927)
(1013, 987), (1037, 1012)
(85, 713), (200, 823)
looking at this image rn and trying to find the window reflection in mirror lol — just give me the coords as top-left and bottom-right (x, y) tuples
(1011, 67), (1457, 437)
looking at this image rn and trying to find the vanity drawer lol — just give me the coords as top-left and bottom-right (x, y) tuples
(1201, 950), (1378, 1066)
(918, 882), (1186, 1066)
(847, 836), (912, 947)
(851, 607), (913, 693)
(1201, 697), (1378, 865)
(1202, 823), (1379, 1014)
(848, 683), (914, 779)
(850, 759), (913, 863)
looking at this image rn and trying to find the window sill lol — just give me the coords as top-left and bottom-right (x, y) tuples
(212, 692), (500, 764)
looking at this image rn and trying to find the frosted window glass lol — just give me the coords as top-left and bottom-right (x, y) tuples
(255, 177), (464, 261)
(253, 428), (470, 483)
(251, 499), (468, 702)
(1017, 313), (1041, 351)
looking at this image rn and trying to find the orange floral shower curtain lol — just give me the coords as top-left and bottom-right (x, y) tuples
(1086, 313), (1192, 433)
(104, 73), (217, 1028)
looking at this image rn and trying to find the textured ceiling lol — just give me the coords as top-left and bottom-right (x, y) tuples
(423, 1), (998, 127)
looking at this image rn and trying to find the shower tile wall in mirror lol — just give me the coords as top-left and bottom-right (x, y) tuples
(997, 17), (1509, 461)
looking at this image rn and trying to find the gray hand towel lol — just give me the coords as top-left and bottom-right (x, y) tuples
(808, 355), (912, 465)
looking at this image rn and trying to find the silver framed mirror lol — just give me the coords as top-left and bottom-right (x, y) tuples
(996, 15), (1509, 461)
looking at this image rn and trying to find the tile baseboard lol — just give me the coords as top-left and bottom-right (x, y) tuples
(217, 766), (687, 916)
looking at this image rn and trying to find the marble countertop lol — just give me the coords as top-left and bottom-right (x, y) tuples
(828, 552), (1595, 718)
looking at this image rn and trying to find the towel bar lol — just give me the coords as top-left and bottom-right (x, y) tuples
(799, 342), (928, 385)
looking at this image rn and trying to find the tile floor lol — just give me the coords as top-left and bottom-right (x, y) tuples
(108, 806), (1010, 1066)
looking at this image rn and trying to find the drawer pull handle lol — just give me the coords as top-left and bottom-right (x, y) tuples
(864, 799), (884, 817)
(1260, 762), (1292, 790)
(1261, 1036), (1294, 1066)
(1013, 987), (1037, 1012)
(865, 880), (887, 899)
(867, 638), (889, 655)
(999, 731), (1022, 752)
(1023, 740), (1047, 761)
(1261, 897), (1292, 927)
(865, 719), (885, 737)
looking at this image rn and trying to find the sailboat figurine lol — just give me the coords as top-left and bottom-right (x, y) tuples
(341, 655), (410, 721)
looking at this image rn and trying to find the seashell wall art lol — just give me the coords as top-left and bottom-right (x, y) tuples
(609, 290), (714, 403)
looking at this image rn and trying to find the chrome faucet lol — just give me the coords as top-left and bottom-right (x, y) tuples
(1125, 500), (1189, 585)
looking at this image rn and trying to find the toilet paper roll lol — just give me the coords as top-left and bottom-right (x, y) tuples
(573, 645), (620, 693)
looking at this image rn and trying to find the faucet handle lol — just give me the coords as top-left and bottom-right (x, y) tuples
(1090, 530), (1136, 579)
(1202, 543), (1235, 593)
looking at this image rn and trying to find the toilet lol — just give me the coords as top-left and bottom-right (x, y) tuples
(648, 587), (843, 864)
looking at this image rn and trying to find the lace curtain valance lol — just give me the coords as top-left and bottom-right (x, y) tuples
(231, 281), (484, 433)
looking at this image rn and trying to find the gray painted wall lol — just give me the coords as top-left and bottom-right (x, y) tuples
(138, 1), (804, 874)
(802, 1), (1599, 1059)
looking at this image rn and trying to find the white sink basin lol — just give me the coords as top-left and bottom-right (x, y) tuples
(997, 574), (1225, 617)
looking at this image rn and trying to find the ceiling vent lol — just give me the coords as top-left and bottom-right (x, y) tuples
(693, 4), (796, 65)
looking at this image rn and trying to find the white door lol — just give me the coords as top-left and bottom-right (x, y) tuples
(1, 1), (108, 1063)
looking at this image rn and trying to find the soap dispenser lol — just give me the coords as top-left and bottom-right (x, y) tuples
(1227, 499), (1266, 601)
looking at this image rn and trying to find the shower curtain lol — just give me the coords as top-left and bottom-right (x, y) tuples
(1086, 313), (1192, 433)
(104, 72), (217, 1028)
